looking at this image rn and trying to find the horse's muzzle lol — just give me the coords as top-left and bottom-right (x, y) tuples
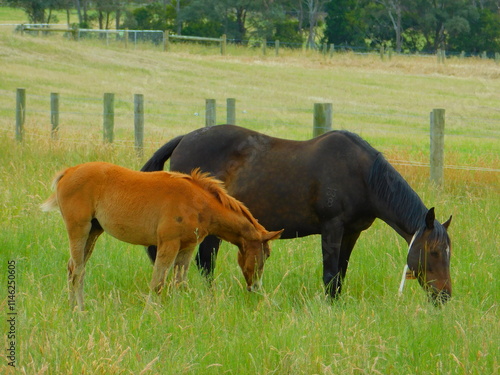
(247, 280), (262, 292)
(430, 288), (451, 306)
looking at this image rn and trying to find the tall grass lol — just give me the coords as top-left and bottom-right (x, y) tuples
(0, 135), (498, 374)
(0, 19), (498, 374)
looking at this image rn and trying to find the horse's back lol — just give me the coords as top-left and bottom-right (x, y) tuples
(170, 125), (257, 175)
(54, 162), (200, 245)
(168, 126), (377, 236)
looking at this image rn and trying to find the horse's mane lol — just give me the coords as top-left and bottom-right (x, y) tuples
(169, 169), (264, 231)
(368, 152), (428, 232)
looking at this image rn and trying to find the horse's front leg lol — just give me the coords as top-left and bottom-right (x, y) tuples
(195, 235), (221, 279)
(321, 219), (344, 298)
(173, 245), (197, 287)
(150, 239), (180, 294)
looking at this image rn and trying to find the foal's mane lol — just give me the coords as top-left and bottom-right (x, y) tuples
(169, 169), (263, 230)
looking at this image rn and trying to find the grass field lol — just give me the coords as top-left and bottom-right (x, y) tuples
(1, 9), (499, 374)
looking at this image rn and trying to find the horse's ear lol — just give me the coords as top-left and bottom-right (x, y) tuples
(442, 215), (452, 230)
(263, 229), (284, 241)
(425, 208), (435, 229)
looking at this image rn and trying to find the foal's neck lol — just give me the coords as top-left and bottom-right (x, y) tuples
(209, 209), (259, 245)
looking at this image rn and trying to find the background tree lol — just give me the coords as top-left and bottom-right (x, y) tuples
(303, 0), (331, 48)
(376, 0), (403, 52)
(6, 0), (57, 23)
(122, 2), (176, 31)
(323, 0), (366, 47)
(74, 0), (90, 28)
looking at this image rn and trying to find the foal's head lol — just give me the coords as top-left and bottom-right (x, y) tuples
(237, 230), (283, 291)
(407, 208), (452, 305)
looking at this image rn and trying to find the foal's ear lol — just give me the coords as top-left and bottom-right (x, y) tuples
(442, 215), (452, 230)
(263, 229), (284, 241)
(425, 208), (435, 229)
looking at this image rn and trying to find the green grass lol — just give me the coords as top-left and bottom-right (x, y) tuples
(0, 20), (499, 374)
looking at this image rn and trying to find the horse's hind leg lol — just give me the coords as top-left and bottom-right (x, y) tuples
(83, 219), (104, 263)
(195, 235), (221, 279)
(67, 221), (93, 311)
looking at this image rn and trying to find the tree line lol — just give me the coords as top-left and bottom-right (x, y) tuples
(6, 0), (500, 54)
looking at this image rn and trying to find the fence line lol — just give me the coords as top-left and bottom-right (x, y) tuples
(388, 159), (499, 172)
(5, 90), (499, 183)
(3, 89), (499, 139)
(7, 24), (500, 62)
(3, 90), (499, 132)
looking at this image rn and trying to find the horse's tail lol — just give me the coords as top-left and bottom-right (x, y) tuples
(141, 134), (184, 172)
(40, 168), (68, 212)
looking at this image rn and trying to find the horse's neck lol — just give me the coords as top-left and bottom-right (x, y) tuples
(208, 208), (259, 245)
(368, 155), (428, 244)
(376, 203), (427, 243)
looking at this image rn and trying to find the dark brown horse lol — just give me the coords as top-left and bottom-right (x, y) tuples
(141, 125), (453, 303)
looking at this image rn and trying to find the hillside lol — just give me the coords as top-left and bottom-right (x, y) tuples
(0, 10), (499, 375)
(0, 19), (498, 176)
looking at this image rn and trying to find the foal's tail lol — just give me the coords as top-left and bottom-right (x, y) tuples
(40, 169), (67, 212)
(141, 134), (184, 172)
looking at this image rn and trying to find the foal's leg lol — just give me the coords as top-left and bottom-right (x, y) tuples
(173, 246), (197, 286)
(83, 219), (104, 263)
(150, 239), (180, 294)
(67, 221), (93, 311)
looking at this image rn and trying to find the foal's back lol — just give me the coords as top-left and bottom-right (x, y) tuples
(55, 162), (208, 247)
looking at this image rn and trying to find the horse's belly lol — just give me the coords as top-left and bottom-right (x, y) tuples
(98, 219), (155, 246)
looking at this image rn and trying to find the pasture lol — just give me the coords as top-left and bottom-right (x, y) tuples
(0, 14), (499, 374)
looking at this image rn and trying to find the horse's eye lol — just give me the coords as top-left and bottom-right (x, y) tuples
(430, 251), (440, 258)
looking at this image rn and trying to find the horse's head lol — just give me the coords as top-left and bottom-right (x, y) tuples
(407, 208), (452, 304)
(237, 229), (283, 291)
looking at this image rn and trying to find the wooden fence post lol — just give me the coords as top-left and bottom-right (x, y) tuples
(50, 92), (59, 140)
(313, 103), (333, 137)
(275, 40), (279, 56)
(430, 108), (445, 186)
(205, 99), (216, 127)
(262, 39), (267, 56)
(163, 31), (169, 52)
(437, 49), (446, 64)
(227, 98), (236, 125)
(103, 93), (114, 143)
(221, 34), (226, 55)
(16, 88), (26, 142)
(329, 44), (335, 58)
(134, 94), (144, 157)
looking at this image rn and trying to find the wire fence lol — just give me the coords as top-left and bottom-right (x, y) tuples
(4, 24), (500, 61)
(1, 89), (499, 177)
